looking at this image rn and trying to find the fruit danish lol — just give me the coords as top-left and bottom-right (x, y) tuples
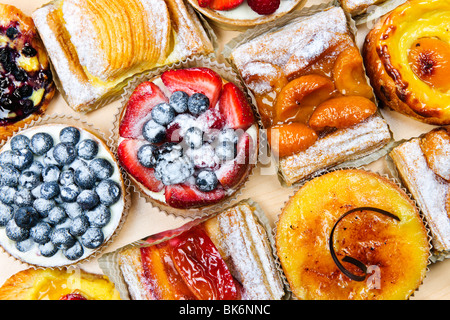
(390, 127), (450, 254)
(0, 4), (55, 141)
(229, 6), (391, 186)
(363, 0), (450, 125)
(0, 267), (121, 300)
(113, 200), (285, 300)
(117, 66), (257, 214)
(276, 169), (430, 300)
(339, 0), (388, 17)
(0, 124), (126, 267)
(32, 0), (214, 113)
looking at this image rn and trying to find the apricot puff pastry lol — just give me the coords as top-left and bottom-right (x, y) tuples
(32, 0), (214, 113)
(390, 127), (450, 254)
(113, 200), (285, 300)
(229, 6), (391, 186)
(364, 0), (450, 125)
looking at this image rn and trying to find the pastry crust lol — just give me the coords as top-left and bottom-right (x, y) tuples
(0, 4), (55, 141)
(339, 0), (387, 17)
(363, 0), (450, 125)
(32, 0), (214, 113)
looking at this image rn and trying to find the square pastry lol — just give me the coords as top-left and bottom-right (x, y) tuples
(32, 0), (214, 113)
(229, 6), (391, 186)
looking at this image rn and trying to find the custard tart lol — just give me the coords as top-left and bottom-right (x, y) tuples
(229, 6), (391, 186)
(0, 4), (55, 141)
(363, 0), (450, 125)
(32, 0), (214, 113)
(276, 169), (430, 300)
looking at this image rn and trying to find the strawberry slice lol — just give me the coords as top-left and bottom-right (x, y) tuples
(117, 139), (164, 192)
(216, 132), (254, 189)
(119, 81), (168, 139)
(208, 0), (244, 11)
(218, 82), (255, 130)
(161, 68), (223, 108)
(198, 0), (211, 7)
(168, 225), (240, 300)
(165, 184), (225, 209)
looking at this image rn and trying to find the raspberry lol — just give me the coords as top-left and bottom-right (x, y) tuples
(247, 0), (280, 15)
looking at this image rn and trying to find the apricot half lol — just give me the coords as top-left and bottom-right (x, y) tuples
(408, 37), (450, 92)
(308, 96), (377, 132)
(333, 46), (373, 99)
(274, 75), (335, 124)
(267, 122), (318, 158)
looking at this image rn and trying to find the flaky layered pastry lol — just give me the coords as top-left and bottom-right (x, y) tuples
(339, 0), (388, 17)
(230, 6), (391, 186)
(390, 128), (450, 254)
(32, 0), (214, 112)
(363, 0), (450, 125)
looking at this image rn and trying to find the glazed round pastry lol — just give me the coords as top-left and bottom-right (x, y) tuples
(0, 124), (126, 267)
(117, 67), (257, 215)
(187, 0), (304, 29)
(276, 169), (430, 300)
(0, 4), (55, 140)
(0, 268), (121, 300)
(363, 0), (450, 125)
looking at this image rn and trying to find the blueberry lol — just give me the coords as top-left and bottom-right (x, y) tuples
(69, 214), (89, 236)
(154, 157), (194, 185)
(95, 179), (121, 206)
(53, 142), (77, 165)
(30, 222), (53, 244)
(22, 44), (37, 58)
(142, 120), (166, 144)
(14, 206), (39, 229)
(62, 202), (83, 219)
(5, 220), (29, 242)
(158, 142), (183, 162)
(59, 168), (75, 186)
(39, 241), (58, 257)
(14, 85), (32, 99)
(188, 93), (209, 115)
(86, 204), (111, 228)
(12, 149), (33, 171)
(76, 189), (99, 210)
(151, 102), (175, 126)
(16, 238), (34, 252)
(77, 139), (98, 160)
(59, 126), (80, 145)
(13, 68), (27, 82)
(137, 144), (158, 168)
(51, 227), (76, 249)
(0, 164), (19, 187)
(10, 134), (30, 151)
(196, 170), (218, 192)
(30, 132), (54, 155)
(14, 189), (33, 207)
(169, 91), (189, 113)
(40, 181), (60, 199)
(184, 127), (204, 149)
(19, 171), (40, 189)
(74, 166), (96, 189)
(33, 198), (55, 218)
(0, 203), (13, 226)
(215, 141), (237, 162)
(6, 27), (18, 40)
(42, 165), (60, 182)
(0, 150), (14, 166)
(27, 161), (43, 176)
(89, 158), (114, 180)
(43, 150), (60, 167)
(63, 241), (84, 260)
(0, 186), (15, 204)
(60, 184), (80, 203)
(81, 227), (104, 249)
(47, 206), (67, 225)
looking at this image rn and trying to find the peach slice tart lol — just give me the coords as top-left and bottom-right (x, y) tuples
(117, 67), (257, 214)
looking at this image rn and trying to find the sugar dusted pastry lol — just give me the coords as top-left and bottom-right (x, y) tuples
(340, 0), (388, 16)
(110, 200), (285, 300)
(276, 169), (430, 300)
(32, 0), (214, 113)
(364, 0), (450, 125)
(229, 6), (391, 186)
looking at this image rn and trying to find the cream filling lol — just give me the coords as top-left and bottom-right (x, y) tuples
(214, 0), (296, 20)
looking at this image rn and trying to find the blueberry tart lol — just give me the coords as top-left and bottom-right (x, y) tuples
(0, 124), (126, 267)
(0, 4), (55, 141)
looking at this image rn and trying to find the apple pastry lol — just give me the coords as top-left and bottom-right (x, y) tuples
(363, 0), (450, 125)
(229, 6), (391, 186)
(276, 169), (430, 300)
(32, 0), (214, 113)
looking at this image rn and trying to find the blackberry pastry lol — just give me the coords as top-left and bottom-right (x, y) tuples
(0, 4), (55, 141)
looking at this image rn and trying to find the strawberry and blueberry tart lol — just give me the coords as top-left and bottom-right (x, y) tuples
(118, 67), (257, 215)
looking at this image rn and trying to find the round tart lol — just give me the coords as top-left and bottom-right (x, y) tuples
(187, 0), (304, 29)
(0, 124), (126, 267)
(0, 267), (121, 300)
(117, 67), (257, 216)
(363, 0), (450, 125)
(276, 169), (430, 300)
(0, 4), (55, 140)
